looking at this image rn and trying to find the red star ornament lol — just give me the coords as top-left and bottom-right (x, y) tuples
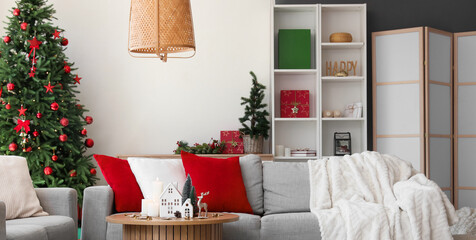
(53, 29), (60, 39)
(28, 71), (35, 78)
(44, 82), (55, 93)
(74, 75), (81, 84)
(18, 105), (27, 116)
(28, 37), (42, 50)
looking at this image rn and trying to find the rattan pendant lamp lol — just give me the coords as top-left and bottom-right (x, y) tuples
(128, 0), (196, 62)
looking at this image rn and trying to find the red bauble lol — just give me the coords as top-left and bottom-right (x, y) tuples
(5, 104), (11, 110)
(60, 118), (69, 127)
(85, 116), (93, 124)
(44, 166), (53, 175)
(32, 131), (39, 137)
(85, 138), (94, 148)
(36, 112), (43, 119)
(3, 36), (11, 43)
(81, 128), (87, 136)
(50, 102), (59, 111)
(8, 142), (17, 151)
(61, 38), (69, 46)
(51, 155), (58, 161)
(69, 170), (77, 177)
(64, 65), (71, 73)
(23, 146), (32, 152)
(59, 134), (68, 142)
(76, 104), (83, 109)
(90, 168), (97, 175)
(20, 22), (28, 31)
(13, 8), (20, 16)
(7, 83), (14, 91)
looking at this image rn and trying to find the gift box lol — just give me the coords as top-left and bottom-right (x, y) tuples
(278, 29), (311, 69)
(280, 90), (310, 118)
(220, 131), (244, 154)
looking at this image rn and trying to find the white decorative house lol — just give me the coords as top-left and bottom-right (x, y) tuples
(159, 183), (182, 218)
(182, 198), (193, 219)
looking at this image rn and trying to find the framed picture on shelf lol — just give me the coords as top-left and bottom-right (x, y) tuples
(334, 132), (351, 156)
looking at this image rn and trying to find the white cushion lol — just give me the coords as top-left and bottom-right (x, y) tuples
(127, 158), (186, 199)
(0, 156), (48, 219)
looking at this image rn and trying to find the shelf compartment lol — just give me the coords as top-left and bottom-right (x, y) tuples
(274, 69), (318, 75)
(322, 42), (364, 49)
(322, 117), (364, 121)
(274, 74), (317, 118)
(321, 121), (364, 157)
(275, 121), (318, 151)
(275, 117), (318, 121)
(321, 4), (366, 42)
(322, 48), (363, 77)
(321, 76), (364, 82)
(321, 81), (363, 114)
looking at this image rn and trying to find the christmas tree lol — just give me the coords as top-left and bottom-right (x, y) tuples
(239, 71), (270, 139)
(0, 0), (97, 203)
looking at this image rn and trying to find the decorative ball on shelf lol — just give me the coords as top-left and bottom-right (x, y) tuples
(333, 110), (342, 118)
(81, 128), (87, 136)
(69, 170), (76, 177)
(3, 36), (11, 43)
(5, 104), (11, 110)
(61, 38), (68, 46)
(63, 65), (71, 73)
(36, 112), (43, 119)
(50, 102), (59, 111)
(44, 166), (53, 175)
(85, 138), (94, 148)
(90, 168), (96, 175)
(13, 8), (20, 16)
(60, 117), (69, 127)
(7, 83), (14, 91)
(20, 22), (28, 31)
(8, 142), (18, 151)
(32, 130), (39, 137)
(323, 110), (334, 118)
(51, 155), (58, 161)
(85, 116), (93, 124)
(59, 134), (67, 142)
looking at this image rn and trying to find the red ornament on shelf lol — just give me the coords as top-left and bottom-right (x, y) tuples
(7, 83), (14, 91)
(61, 38), (69, 46)
(20, 22), (28, 31)
(8, 142), (18, 151)
(69, 170), (77, 177)
(5, 104), (11, 110)
(50, 102), (59, 111)
(85, 138), (94, 148)
(3, 36), (11, 43)
(81, 128), (87, 136)
(85, 116), (93, 124)
(32, 131), (39, 137)
(64, 65), (71, 73)
(59, 134), (68, 142)
(44, 166), (53, 175)
(90, 168), (97, 175)
(60, 118), (69, 127)
(51, 155), (58, 161)
(36, 112), (43, 119)
(13, 8), (20, 16)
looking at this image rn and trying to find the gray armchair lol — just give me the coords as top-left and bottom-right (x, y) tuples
(0, 188), (78, 240)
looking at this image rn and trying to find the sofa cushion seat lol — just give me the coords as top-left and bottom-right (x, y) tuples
(5, 224), (48, 240)
(223, 213), (260, 240)
(260, 212), (321, 240)
(6, 215), (76, 240)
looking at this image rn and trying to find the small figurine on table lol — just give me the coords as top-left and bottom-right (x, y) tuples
(197, 191), (209, 219)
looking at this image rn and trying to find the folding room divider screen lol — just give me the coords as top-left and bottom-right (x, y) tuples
(373, 27), (465, 207)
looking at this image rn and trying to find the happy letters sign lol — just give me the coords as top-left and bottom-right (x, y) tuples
(326, 60), (358, 76)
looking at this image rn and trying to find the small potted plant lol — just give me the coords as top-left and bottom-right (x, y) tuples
(239, 71), (270, 154)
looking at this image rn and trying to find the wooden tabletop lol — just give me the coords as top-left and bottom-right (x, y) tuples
(106, 213), (239, 226)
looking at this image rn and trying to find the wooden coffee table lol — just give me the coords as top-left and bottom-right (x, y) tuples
(106, 213), (239, 240)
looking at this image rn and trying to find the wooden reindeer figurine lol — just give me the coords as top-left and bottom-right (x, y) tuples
(197, 191), (209, 218)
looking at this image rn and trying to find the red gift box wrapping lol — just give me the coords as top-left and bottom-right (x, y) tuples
(280, 90), (310, 118)
(220, 131), (244, 154)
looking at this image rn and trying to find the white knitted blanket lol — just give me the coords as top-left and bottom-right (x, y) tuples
(309, 151), (457, 240)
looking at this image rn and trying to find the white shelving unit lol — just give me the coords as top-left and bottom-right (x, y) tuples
(271, 3), (367, 160)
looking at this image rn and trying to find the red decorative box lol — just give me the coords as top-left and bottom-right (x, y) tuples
(280, 90), (310, 118)
(220, 131), (244, 154)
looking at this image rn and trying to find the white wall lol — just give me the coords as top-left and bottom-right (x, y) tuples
(0, 0), (271, 185)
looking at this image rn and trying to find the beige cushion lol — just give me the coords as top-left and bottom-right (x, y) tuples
(0, 156), (48, 219)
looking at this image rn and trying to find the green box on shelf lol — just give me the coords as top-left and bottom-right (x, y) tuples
(278, 29), (311, 69)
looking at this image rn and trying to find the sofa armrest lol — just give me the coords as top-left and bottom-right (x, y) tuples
(35, 188), (78, 226)
(81, 186), (114, 240)
(0, 201), (5, 240)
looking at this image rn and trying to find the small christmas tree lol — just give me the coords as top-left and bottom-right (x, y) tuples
(239, 71), (270, 139)
(0, 0), (97, 203)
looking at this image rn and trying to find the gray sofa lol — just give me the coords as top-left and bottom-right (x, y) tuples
(0, 188), (78, 240)
(81, 156), (321, 240)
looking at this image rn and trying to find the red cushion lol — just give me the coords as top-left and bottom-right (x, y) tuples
(94, 155), (143, 212)
(180, 151), (253, 213)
